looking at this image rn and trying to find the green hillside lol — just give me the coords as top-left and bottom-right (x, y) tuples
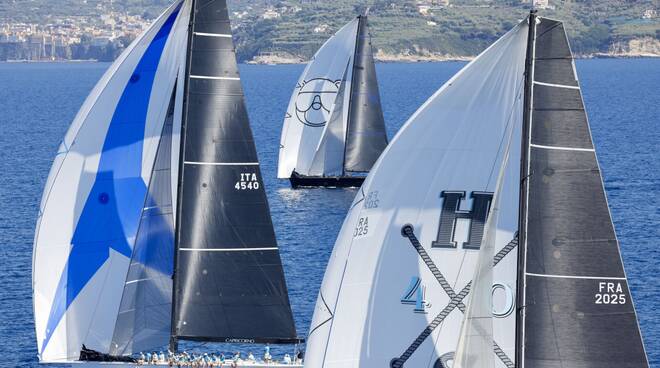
(1, 0), (658, 61)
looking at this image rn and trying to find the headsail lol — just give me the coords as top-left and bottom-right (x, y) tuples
(516, 15), (649, 367)
(304, 22), (527, 368)
(453, 104), (517, 368)
(308, 61), (351, 177)
(109, 86), (179, 356)
(171, 0), (298, 344)
(32, 1), (188, 361)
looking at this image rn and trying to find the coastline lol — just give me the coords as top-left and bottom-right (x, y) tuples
(244, 52), (660, 65)
(2, 53), (658, 65)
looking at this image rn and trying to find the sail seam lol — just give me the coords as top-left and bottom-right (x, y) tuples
(530, 143), (594, 152)
(526, 272), (626, 280)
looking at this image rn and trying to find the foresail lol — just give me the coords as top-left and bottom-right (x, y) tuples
(172, 0), (298, 343)
(308, 61), (351, 177)
(343, 16), (388, 173)
(518, 17), (649, 367)
(454, 111), (516, 368)
(305, 22), (527, 368)
(109, 86), (178, 356)
(32, 1), (187, 362)
(277, 18), (359, 178)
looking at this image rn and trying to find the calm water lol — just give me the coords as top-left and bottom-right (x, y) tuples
(0, 59), (658, 366)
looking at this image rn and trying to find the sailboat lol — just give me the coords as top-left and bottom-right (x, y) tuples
(32, 1), (302, 366)
(304, 11), (649, 368)
(277, 15), (388, 188)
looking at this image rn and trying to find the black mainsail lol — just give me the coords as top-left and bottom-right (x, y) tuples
(516, 13), (649, 367)
(172, 0), (298, 345)
(343, 15), (388, 174)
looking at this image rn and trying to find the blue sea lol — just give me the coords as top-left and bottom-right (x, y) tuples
(0, 59), (658, 367)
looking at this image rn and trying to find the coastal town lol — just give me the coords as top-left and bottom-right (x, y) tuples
(1, 0), (658, 62)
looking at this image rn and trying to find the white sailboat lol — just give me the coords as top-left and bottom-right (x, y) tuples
(305, 12), (649, 368)
(32, 1), (302, 366)
(277, 15), (388, 188)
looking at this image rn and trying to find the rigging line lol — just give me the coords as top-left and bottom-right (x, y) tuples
(391, 282), (472, 368)
(401, 225), (467, 312)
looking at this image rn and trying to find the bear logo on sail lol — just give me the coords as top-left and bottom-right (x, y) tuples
(294, 78), (341, 127)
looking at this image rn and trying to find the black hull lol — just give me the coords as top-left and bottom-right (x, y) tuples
(290, 172), (365, 188)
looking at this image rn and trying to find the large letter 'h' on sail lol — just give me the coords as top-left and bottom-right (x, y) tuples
(432, 191), (493, 250)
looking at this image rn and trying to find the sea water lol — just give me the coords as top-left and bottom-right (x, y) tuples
(0, 59), (658, 366)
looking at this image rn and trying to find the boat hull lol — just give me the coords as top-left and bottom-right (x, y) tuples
(289, 172), (365, 188)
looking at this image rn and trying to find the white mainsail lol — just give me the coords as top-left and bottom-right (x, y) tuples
(277, 19), (359, 178)
(304, 21), (527, 368)
(32, 1), (190, 362)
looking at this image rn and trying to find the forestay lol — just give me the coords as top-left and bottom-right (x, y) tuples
(277, 19), (358, 178)
(32, 1), (189, 362)
(305, 22), (528, 368)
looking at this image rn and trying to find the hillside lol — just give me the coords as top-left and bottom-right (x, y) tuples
(1, 0), (659, 62)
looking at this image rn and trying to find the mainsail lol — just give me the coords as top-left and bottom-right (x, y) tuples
(516, 14), (649, 367)
(304, 22), (527, 368)
(33, 0), (298, 362)
(343, 15), (388, 173)
(277, 15), (387, 183)
(172, 0), (298, 344)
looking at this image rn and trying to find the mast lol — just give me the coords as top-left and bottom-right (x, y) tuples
(171, 0), (298, 347)
(342, 15), (388, 175)
(170, 0), (196, 353)
(515, 10), (536, 366)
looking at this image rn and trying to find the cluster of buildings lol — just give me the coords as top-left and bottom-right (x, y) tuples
(416, 0), (553, 16)
(0, 12), (150, 61)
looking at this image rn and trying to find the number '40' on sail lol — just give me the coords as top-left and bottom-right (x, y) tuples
(304, 12), (649, 368)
